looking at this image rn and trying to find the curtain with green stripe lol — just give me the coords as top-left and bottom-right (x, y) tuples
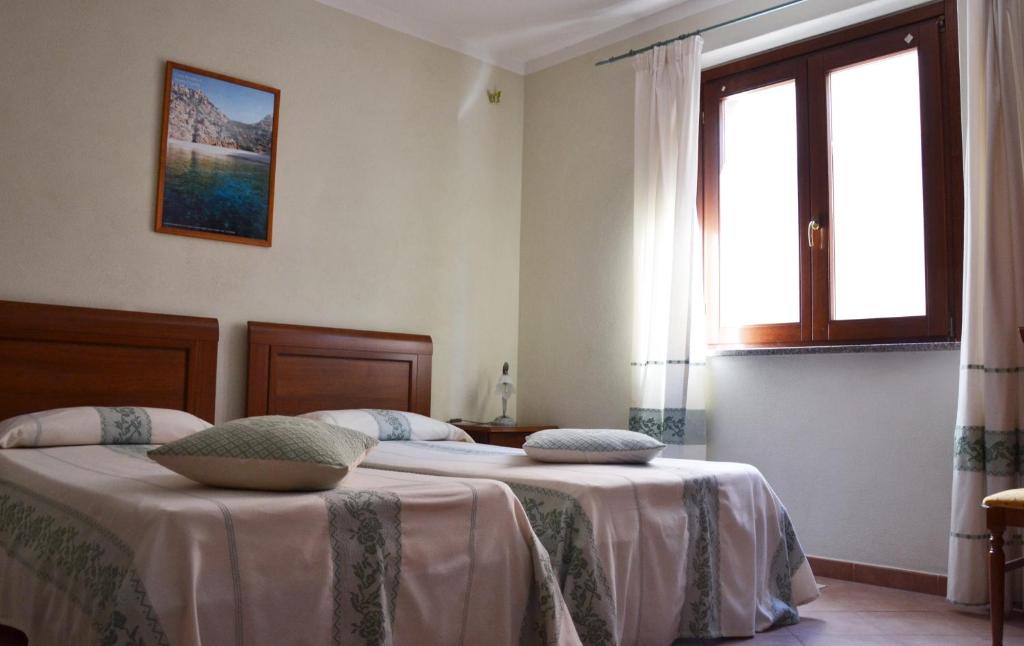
(947, 0), (1024, 607)
(629, 37), (708, 459)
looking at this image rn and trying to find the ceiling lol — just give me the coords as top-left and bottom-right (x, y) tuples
(316, 0), (728, 74)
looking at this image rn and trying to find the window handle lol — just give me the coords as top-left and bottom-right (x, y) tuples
(807, 218), (822, 248)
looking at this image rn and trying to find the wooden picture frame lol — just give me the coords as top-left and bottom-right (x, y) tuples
(155, 61), (280, 247)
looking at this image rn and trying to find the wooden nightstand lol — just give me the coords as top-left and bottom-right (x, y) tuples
(452, 422), (557, 448)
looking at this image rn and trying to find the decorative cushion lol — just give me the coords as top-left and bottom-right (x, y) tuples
(148, 416), (378, 491)
(0, 407), (210, 448)
(300, 409), (472, 442)
(984, 489), (1024, 510)
(523, 429), (665, 464)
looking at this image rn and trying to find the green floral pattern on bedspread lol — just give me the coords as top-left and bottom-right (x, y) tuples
(0, 479), (168, 646)
(767, 509), (805, 627)
(510, 483), (615, 646)
(679, 476), (721, 639)
(519, 531), (569, 646)
(323, 490), (402, 646)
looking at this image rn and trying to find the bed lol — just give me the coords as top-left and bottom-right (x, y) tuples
(0, 301), (579, 646)
(246, 321), (820, 645)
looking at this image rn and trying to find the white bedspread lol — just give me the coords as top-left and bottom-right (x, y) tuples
(0, 445), (580, 646)
(361, 441), (819, 644)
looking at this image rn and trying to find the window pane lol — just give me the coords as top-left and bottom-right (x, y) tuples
(719, 80), (800, 327)
(828, 49), (926, 321)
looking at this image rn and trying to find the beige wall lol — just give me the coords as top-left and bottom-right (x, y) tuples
(0, 0), (524, 423)
(517, 0), (957, 574)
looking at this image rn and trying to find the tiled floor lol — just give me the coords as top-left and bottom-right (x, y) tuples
(684, 576), (1023, 645)
(2, 577), (1019, 645)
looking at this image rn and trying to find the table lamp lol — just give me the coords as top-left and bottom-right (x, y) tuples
(492, 362), (516, 426)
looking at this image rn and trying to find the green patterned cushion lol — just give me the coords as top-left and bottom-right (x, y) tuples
(523, 429), (665, 464)
(149, 416), (379, 491)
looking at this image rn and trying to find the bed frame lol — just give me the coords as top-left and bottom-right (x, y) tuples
(0, 300), (219, 644)
(246, 321), (432, 417)
(0, 300), (218, 422)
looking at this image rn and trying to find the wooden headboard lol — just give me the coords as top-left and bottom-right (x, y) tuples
(246, 322), (432, 417)
(0, 300), (218, 422)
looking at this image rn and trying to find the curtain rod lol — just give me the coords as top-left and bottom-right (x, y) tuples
(594, 0), (809, 67)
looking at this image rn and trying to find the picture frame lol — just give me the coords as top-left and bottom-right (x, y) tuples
(154, 61), (280, 247)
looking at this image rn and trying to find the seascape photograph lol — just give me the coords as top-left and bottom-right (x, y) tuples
(155, 63), (279, 245)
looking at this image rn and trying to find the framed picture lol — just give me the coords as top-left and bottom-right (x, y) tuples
(155, 62), (280, 247)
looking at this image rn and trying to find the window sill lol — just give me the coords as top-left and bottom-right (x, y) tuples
(708, 341), (960, 358)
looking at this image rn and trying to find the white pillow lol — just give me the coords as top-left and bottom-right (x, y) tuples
(149, 416), (378, 491)
(0, 407), (211, 448)
(523, 429), (665, 464)
(300, 409), (472, 442)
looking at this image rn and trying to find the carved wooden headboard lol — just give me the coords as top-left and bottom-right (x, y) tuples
(246, 322), (432, 417)
(0, 300), (218, 422)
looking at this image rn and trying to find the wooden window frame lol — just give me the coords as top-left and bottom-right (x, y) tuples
(699, 0), (963, 348)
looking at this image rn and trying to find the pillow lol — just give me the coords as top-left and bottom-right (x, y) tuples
(0, 406), (210, 448)
(300, 409), (472, 442)
(148, 416), (378, 491)
(523, 429), (665, 464)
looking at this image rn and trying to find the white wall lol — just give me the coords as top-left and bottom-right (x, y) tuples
(0, 0), (524, 423)
(517, 0), (957, 574)
(710, 350), (958, 574)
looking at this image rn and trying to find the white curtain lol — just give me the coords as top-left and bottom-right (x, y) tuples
(948, 0), (1024, 607)
(629, 37), (708, 459)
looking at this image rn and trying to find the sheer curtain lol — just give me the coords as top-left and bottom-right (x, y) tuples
(629, 37), (708, 459)
(948, 0), (1024, 607)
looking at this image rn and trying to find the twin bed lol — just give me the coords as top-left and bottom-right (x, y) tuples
(0, 301), (817, 646)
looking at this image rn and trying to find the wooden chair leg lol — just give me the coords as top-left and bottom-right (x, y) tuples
(991, 523), (1006, 646)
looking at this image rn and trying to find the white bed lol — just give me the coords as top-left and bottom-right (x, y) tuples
(0, 301), (580, 646)
(245, 320), (820, 645)
(0, 444), (577, 646)
(359, 440), (816, 643)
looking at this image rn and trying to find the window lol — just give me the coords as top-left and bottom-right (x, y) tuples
(700, 4), (962, 346)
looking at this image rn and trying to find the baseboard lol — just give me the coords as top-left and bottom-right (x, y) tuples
(808, 555), (948, 597)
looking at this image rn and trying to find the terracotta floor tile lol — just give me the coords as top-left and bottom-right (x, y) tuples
(675, 628), (802, 645)
(787, 612), (885, 638)
(895, 636), (999, 646)
(674, 575), (1014, 644)
(803, 578), (948, 612)
(866, 610), (978, 636)
(793, 637), (902, 646)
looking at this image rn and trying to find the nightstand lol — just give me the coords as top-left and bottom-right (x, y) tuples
(452, 422), (557, 448)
